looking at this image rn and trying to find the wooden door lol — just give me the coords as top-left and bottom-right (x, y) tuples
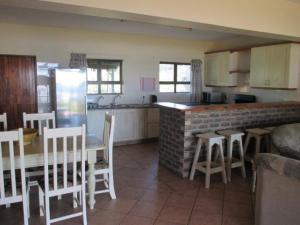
(0, 55), (37, 129)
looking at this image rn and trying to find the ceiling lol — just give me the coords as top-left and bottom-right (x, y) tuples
(0, 5), (241, 41)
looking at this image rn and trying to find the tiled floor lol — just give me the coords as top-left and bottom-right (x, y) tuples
(0, 142), (254, 225)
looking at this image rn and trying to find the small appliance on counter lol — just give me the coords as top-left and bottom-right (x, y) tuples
(202, 92), (226, 104)
(150, 94), (157, 103)
(234, 94), (256, 103)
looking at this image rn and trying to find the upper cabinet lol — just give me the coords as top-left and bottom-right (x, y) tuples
(250, 43), (300, 89)
(204, 50), (250, 87)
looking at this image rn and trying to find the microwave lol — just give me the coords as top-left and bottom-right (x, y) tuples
(202, 92), (226, 104)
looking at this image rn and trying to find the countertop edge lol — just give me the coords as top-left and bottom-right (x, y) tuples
(155, 101), (300, 112)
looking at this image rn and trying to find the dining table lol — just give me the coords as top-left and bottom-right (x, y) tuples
(2, 133), (104, 210)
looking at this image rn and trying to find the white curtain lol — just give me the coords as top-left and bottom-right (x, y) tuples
(69, 53), (87, 68)
(190, 59), (203, 102)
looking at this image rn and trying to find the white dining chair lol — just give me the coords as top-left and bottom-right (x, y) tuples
(90, 112), (116, 199)
(0, 129), (29, 225)
(0, 113), (7, 131)
(38, 125), (87, 225)
(23, 111), (56, 135)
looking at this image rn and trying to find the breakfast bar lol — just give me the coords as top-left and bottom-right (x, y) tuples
(157, 101), (300, 178)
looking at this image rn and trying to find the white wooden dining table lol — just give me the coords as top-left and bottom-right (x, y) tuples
(2, 134), (104, 210)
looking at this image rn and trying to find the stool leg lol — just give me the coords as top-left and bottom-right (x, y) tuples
(218, 140), (227, 184)
(190, 138), (202, 180)
(238, 138), (246, 178)
(244, 134), (251, 155)
(205, 142), (212, 189)
(227, 138), (233, 182)
(252, 164), (257, 192)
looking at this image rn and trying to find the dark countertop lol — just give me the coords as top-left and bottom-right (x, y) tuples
(88, 103), (158, 110)
(155, 101), (300, 112)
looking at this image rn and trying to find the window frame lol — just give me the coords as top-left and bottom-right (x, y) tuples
(159, 61), (191, 93)
(87, 59), (123, 95)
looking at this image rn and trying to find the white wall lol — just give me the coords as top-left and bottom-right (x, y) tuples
(0, 22), (213, 105)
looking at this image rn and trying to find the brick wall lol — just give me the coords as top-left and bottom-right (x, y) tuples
(159, 103), (300, 178)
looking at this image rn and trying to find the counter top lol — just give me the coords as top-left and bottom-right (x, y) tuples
(88, 103), (157, 110)
(156, 101), (300, 112)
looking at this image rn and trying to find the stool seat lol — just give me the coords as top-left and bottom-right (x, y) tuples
(195, 132), (224, 140)
(263, 126), (276, 131)
(217, 130), (244, 137)
(246, 128), (271, 135)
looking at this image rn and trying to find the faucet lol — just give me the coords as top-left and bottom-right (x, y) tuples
(111, 94), (121, 107)
(97, 95), (104, 106)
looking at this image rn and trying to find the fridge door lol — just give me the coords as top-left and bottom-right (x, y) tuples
(54, 69), (87, 128)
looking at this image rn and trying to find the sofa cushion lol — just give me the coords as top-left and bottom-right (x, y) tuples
(272, 123), (300, 160)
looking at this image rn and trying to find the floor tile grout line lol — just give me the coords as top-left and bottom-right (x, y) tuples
(151, 188), (172, 225)
(186, 185), (201, 225)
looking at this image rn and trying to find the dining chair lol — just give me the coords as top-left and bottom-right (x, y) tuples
(38, 125), (87, 225)
(23, 111), (57, 209)
(90, 112), (116, 199)
(0, 112), (7, 131)
(0, 129), (29, 225)
(23, 111), (56, 135)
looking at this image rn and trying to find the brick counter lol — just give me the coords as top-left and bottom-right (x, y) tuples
(157, 102), (300, 178)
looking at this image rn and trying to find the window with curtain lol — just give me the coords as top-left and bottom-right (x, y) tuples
(87, 59), (122, 94)
(159, 62), (191, 93)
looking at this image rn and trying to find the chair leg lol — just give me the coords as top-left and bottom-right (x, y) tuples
(108, 172), (116, 199)
(73, 192), (78, 208)
(227, 139), (233, 182)
(218, 141), (227, 184)
(103, 173), (109, 188)
(45, 194), (51, 225)
(205, 142), (212, 189)
(38, 186), (44, 217)
(22, 194), (29, 225)
(244, 134), (251, 154)
(238, 139), (247, 178)
(189, 138), (202, 180)
(252, 166), (257, 192)
(27, 187), (30, 218)
(81, 186), (87, 225)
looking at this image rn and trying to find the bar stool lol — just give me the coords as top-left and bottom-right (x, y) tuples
(217, 130), (246, 182)
(244, 128), (272, 192)
(189, 133), (227, 189)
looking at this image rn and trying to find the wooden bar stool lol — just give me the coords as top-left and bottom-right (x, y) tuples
(189, 133), (227, 189)
(244, 128), (272, 192)
(217, 130), (246, 182)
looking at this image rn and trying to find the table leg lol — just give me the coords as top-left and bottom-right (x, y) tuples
(88, 163), (96, 209)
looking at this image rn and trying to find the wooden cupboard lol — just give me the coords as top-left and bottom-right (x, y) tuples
(250, 43), (300, 89)
(0, 55), (37, 129)
(204, 51), (250, 86)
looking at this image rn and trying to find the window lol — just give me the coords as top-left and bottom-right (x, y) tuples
(87, 59), (122, 94)
(159, 62), (191, 93)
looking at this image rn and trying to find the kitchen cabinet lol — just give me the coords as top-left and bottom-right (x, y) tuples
(0, 55), (37, 129)
(250, 43), (300, 89)
(87, 107), (159, 143)
(205, 51), (250, 86)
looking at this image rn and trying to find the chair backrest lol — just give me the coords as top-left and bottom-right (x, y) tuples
(23, 111), (56, 135)
(102, 113), (115, 166)
(43, 125), (86, 194)
(0, 129), (26, 205)
(0, 113), (7, 131)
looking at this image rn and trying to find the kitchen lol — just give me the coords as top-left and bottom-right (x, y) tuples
(1, 1), (300, 225)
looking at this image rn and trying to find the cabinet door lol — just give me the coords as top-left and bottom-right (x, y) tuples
(217, 52), (230, 86)
(0, 55), (37, 129)
(134, 109), (146, 140)
(114, 109), (135, 142)
(250, 47), (267, 87)
(205, 54), (218, 85)
(266, 44), (288, 88)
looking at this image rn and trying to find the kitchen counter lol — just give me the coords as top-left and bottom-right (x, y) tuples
(88, 103), (157, 110)
(158, 101), (300, 178)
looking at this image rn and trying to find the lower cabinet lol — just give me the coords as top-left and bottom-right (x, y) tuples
(87, 108), (159, 143)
